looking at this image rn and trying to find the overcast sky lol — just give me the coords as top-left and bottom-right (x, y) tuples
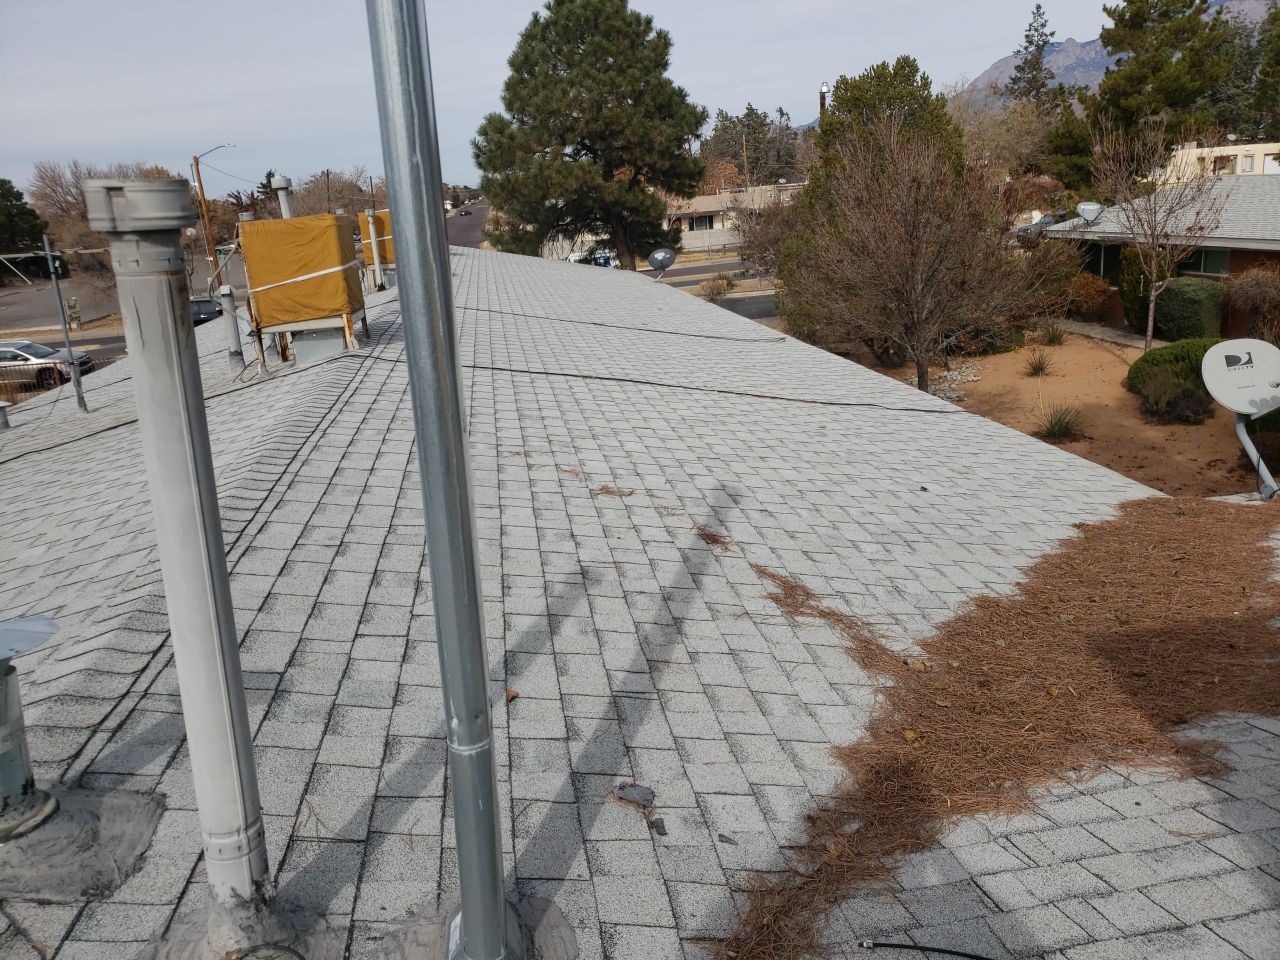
(0, 1), (1109, 199)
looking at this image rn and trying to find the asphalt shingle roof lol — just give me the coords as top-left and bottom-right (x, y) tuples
(1, 247), (1276, 960)
(1047, 174), (1280, 251)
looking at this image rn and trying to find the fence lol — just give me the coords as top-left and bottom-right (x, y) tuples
(680, 227), (741, 255)
(0, 356), (95, 406)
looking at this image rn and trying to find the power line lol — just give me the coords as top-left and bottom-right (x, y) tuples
(199, 162), (259, 186)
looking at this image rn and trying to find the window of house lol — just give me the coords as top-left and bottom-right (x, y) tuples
(1182, 248), (1231, 275)
(689, 215), (714, 231)
(1265, 154), (1280, 174)
(1214, 156), (1237, 175)
(1242, 154), (1256, 173)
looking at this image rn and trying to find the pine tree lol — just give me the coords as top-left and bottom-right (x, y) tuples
(473, 0), (706, 270)
(0, 179), (46, 253)
(1256, 2), (1280, 139)
(1004, 4), (1057, 103)
(1095, 0), (1232, 131)
(1199, 15), (1263, 134)
(256, 170), (276, 203)
(1037, 90), (1094, 191)
(818, 56), (964, 169)
(699, 104), (798, 186)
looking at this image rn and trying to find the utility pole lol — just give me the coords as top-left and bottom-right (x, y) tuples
(42, 235), (87, 412)
(83, 179), (275, 953)
(191, 146), (235, 293)
(364, 2), (525, 958)
(191, 156), (218, 292)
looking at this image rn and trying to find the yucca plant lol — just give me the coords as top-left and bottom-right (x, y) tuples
(1041, 323), (1066, 346)
(1024, 347), (1054, 377)
(1035, 403), (1084, 442)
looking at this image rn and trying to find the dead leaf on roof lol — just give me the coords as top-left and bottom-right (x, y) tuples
(695, 524), (734, 550)
(594, 484), (634, 498)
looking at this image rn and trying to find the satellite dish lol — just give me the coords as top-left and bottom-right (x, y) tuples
(1201, 339), (1280, 417)
(1076, 202), (1104, 223)
(647, 248), (676, 272)
(0, 615), (59, 660)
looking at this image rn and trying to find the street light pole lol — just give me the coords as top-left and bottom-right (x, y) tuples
(364, 2), (522, 958)
(193, 144), (234, 294)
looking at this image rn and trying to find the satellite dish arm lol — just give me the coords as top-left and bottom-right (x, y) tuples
(1235, 415), (1278, 500)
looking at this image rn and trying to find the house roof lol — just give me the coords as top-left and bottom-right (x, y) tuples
(1, 248), (1276, 960)
(1047, 174), (1280, 252)
(669, 183), (805, 217)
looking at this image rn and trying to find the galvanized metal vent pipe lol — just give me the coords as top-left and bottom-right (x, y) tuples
(364, 2), (522, 958)
(366, 208), (385, 290)
(84, 179), (275, 952)
(0, 617), (59, 841)
(270, 175), (294, 219)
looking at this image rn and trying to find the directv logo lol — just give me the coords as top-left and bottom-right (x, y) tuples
(1226, 352), (1254, 371)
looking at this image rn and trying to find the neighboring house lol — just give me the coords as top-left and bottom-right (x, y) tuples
(1, 247), (1276, 959)
(1048, 175), (1280, 335)
(666, 182), (805, 252)
(1162, 140), (1280, 183)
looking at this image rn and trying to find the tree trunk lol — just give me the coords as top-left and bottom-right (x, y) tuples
(915, 356), (930, 394)
(1145, 285), (1158, 353)
(612, 228), (637, 271)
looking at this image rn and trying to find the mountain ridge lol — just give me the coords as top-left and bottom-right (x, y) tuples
(963, 0), (1270, 103)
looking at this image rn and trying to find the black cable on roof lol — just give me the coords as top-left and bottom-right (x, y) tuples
(859, 939), (999, 960)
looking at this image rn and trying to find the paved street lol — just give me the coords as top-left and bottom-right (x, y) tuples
(720, 292), (778, 322)
(645, 251), (783, 328)
(446, 199), (489, 248)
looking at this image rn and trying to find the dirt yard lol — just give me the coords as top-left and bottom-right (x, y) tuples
(939, 336), (1256, 497)
(793, 327), (1256, 497)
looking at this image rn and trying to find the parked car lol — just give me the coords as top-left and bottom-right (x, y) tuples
(457, 209), (473, 217)
(189, 297), (223, 326)
(1015, 209), (1071, 247)
(0, 340), (95, 389)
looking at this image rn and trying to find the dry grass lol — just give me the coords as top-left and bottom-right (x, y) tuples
(721, 498), (1280, 960)
(557, 465), (584, 480)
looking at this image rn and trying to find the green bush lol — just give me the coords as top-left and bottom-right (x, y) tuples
(1126, 337), (1221, 395)
(1134, 365), (1214, 424)
(1154, 276), (1224, 341)
(1064, 272), (1113, 323)
(1118, 247), (1149, 334)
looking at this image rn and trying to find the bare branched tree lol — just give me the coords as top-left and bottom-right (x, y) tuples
(29, 159), (179, 286)
(1091, 118), (1227, 351)
(732, 198), (795, 279)
(783, 117), (1076, 393)
(944, 80), (1049, 176)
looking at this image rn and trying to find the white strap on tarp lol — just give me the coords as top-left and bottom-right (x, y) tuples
(249, 259), (359, 294)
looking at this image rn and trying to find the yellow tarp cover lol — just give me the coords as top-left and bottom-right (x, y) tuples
(357, 209), (395, 266)
(241, 214), (363, 329)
